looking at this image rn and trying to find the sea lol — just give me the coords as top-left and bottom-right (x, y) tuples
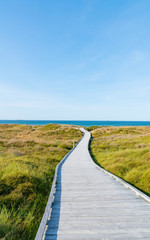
(0, 120), (150, 127)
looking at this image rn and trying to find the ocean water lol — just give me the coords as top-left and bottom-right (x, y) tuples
(0, 120), (150, 127)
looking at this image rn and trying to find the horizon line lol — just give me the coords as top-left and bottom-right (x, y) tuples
(0, 120), (150, 122)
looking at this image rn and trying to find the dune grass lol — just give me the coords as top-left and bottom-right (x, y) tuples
(0, 124), (82, 240)
(88, 126), (150, 196)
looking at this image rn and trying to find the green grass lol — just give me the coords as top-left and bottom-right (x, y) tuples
(88, 126), (150, 196)
(0, 124), (82, 240)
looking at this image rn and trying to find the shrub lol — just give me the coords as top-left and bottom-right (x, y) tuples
(90, 126), (150, 196)
(0, 123), (82, 239)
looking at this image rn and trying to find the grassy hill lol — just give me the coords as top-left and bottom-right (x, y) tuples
(88, 126), (150, 197)
(0, 124), (82, 240)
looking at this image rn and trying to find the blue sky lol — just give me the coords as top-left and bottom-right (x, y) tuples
(0, 0), (150, 120)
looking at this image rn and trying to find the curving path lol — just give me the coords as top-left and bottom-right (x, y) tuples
(44, 128), (150, 240)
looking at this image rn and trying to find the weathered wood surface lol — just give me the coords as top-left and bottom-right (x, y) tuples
(44, 128), (150, 240)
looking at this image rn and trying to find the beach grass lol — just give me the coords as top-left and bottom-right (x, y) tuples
(88, 126), (150, 196)
(0, 124), (82, 240)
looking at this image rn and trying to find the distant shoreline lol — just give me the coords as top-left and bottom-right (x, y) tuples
(0, 120), (150, 127)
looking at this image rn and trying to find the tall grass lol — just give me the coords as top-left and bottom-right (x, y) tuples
(0, 124), (82, 240)
(88, 126), (150, 196)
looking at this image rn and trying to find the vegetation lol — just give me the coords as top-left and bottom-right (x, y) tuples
(0, 124), (82, 240)
(88, 126), (150, 196)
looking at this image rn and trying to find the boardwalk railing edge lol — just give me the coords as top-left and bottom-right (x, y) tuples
(86, 129), (150, 204)
(35, 130), (84, 240)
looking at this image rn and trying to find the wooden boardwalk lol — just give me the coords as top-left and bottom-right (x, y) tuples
(44, 128), (150, 240)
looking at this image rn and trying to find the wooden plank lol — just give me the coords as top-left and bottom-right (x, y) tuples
(42, 128), (150, 240)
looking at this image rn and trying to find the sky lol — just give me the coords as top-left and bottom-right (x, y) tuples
(0, 0), (150, 120)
